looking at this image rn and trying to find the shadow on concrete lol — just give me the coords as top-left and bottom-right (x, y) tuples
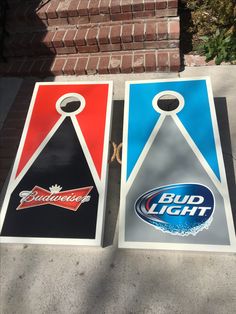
(215, 97), (236, 226)
(103, 100), (124, 247)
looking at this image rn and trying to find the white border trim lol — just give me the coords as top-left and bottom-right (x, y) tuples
(119, 77), (236, 252)
(56, 93), (86, 116)
(152, 90), (185, 115)
(0, 81), (113, 247)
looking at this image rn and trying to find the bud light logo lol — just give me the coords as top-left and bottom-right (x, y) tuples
(135, 183), (215, 236)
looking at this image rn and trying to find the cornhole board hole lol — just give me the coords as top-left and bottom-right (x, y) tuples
(0, 82), (113, 246)
(119, 77), (236, 252)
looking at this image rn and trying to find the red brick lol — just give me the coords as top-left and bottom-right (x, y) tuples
(146, 22), (157, 41)
(133, 11), (154, 18)
(46, 1), (59, 19)
(51, 58), (66, 75)
(111, 12), (132, 21)
(100, 44), (121, 52)
(68, 16), (89, 24)
(169, 51), (180, 71)
(14, 49), (28, 57)
(47, 18), (68, 26)
(121, 24), (133, 42)
(9, 60), (24, 75)
(156, 1), (167, 9)
(52, 30), (66, 48)
(43, 59), (55, 75)
(78, 45), (99, 53)
(86, 28), (98, 45)
(36, 2), (50, 19)
(110, 25), (121, 43)
(145, 40), (171, 49)
(100, 0), (110, 14)
(132, 0), (143, 11)
(30, 32), (43, 48)
(34, 47), (56, 56)
(144, 0), (155, 10)
(168, 0), (178, 8)
(169, 20), (180, 39)
(98, 27), (110, 44)
(88, 0), (100, 15)
(145, 53), (156, 71)
(86, 56), (99, 74)
(63, 58), (77, 75)
(57, 0), (71, 17)
(110, 0), (121, 13)
(121, 54), (132, 73)
(121, 0), (132, 12)
(20, 60), (34, 75)
(158, 22), (168, 40)
(122, 42), (144, 50)
(64, 29), (77, 47)
(74, 29), (87, 46)
(55, 47), (77, 54)
(75, 57), (88, 75)
(109, 55), (121, 74)
(158, 52), (169, 71)
(134, 23), (145, 42)
(20, 33), (33, 48)
(133, 53), (145, 72)
(78, 0), (89, 15)
(90, 15), (110, 23)
(68, 0), (79, 17)
(98, 56), (110, 74)
(30, 59), (45, 75)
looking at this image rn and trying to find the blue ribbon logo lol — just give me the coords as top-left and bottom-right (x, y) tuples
(135, 183), (215, 236)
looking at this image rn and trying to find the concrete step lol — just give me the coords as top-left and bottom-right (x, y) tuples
(0, 49), (180, 76)
(6, 0), (178, 31)
(4, 18), (179, 57)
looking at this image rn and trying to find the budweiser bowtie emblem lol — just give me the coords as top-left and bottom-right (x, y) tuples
(17, 184), (93, 211)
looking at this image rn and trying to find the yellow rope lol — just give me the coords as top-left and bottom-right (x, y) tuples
(109, 141), (117, 163)
(116, 143), (122, 165)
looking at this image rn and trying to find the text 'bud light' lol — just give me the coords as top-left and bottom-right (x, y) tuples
(135, 183), (215, 236)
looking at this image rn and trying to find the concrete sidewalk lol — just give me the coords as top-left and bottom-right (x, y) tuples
(0, 66), (236, 314)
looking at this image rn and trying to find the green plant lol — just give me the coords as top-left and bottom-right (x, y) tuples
(198, 29), (236, 64)
(185, 0), (236, 64)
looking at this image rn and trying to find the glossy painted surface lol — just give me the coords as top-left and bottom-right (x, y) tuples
(119, 77), (236, 252)
(0, 82), (113, 246)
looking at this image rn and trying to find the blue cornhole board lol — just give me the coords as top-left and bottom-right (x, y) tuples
(119, 77), (236, 252)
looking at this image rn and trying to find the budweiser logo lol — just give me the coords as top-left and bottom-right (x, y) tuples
(17, 184), (93, 211)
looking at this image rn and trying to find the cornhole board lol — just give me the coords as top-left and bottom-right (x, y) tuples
(0, 81), (113, 246)
(119, 77), (236, 252)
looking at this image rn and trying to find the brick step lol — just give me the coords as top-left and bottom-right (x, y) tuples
(4, 18), (179, 57)
(6, 0), (178, 32)
(0, 49), (180, 77)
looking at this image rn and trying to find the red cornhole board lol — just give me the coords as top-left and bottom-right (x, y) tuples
(0, 82), (113, 246)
